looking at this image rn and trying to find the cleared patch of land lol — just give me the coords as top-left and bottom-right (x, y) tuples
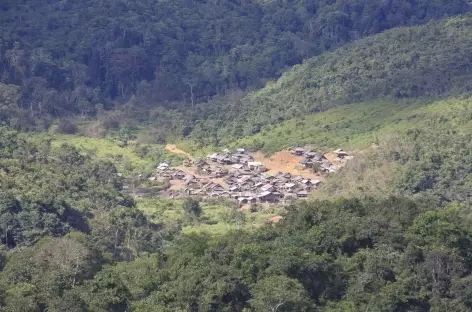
(137, 197), (285, 235)
(252, 150), (324, 180)
(165, 144), (195, 160)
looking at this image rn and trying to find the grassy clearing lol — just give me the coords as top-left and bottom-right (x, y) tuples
(51, 135), (185, 174)
(136, 197), (285, 236)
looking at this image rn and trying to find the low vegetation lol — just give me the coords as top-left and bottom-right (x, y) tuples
(314, 96), (472, 203)
(230, 99), (426, 155)
(51, 135), (185, 175)
(137, 197), (285, 236)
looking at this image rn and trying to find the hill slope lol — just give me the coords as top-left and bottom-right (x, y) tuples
(166, 15), (472, 146)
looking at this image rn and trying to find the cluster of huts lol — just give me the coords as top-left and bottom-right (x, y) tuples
(153, 148), (327, 204)
(292, 147), (350, 173)
(152, 162), (188, 180)
(204, 148), (267, 172)
(222, 171), (321, 204)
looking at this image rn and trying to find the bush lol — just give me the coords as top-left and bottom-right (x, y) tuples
(81, 121), (106, 138)
(182, 198), (202, 218)
(57, 119), (78, 134)
(101, 115), (121, 131)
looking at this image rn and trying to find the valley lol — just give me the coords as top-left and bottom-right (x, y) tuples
(3, 3), (472, 311)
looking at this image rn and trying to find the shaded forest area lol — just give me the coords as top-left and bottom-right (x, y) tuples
(0, 0), (470, 129)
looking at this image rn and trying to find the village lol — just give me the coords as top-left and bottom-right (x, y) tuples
(149, 147), (353, 205)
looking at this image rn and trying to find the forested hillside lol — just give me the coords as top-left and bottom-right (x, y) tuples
(157, 14), (472, 147)
(0, 0), (470, 129)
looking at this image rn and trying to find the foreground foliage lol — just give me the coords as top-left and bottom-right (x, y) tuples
(0, 127), (163, 255)
(3, 195), (472, 311)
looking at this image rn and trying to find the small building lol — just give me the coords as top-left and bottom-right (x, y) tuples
(254, 181), (264, 188)
(301, 179), (312, 186)
(237, 176), (253, 184)
(232, 164), (245, 170)
(238, 197), (256, 204)
(185, 176), (199, 186)
(248, 161), (264, 171)
(226, 177), (238, 185)
(261, 173), (275, 180)
(297, 190), (308, 198)
(208, 184), (224, 192)
(230, 156), (241, 163)
(173, 171), (187, 180)
(157, 162), (170, 171)
(261, 184), (275, 192)
(292, 147), (305, 156)
(283, 193), (298, 202)
(300, 158), (313, 168)
(216, 155), (232, 165)
(313, 153), (327, 162)
(282, 173), (292, 179)
(239, 156), (254, 164)
(199, 178), (213, 186)
(207, 153), (219, 161)
(236, 192), (257, 204)
(257, 191), (279, 203)
(334, 149), (348, 158)
(236, 148), (246, 154)
(194, 159), (210, 168)
(212, 168), (227, 178)
(229, 185), (240, 192)
(284, 183), (297, 191)
(321, 163), (337, 173)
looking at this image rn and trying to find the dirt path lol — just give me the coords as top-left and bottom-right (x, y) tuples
(165, 144), (194, 160)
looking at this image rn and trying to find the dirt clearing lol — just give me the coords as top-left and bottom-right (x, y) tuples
(165, 144), (194, 160)
(253, 150), (324, 180)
